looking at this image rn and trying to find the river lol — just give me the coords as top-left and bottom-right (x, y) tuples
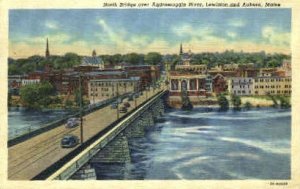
(92, 107), (291, 180)
(8, 107), (73, 139)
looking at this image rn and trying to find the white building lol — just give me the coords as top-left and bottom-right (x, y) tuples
(228, 77), (254, 96)
(21, 79), (40, 86)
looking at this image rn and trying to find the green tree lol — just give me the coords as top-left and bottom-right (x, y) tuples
(145, 52), (162, 65)
(217, 94), (229, 111)
(231, 94), (242, 110)
(20, 81), (55, 109)
(8, 92), (12, 107)
(244, 101), (252, 110)
(278, 96), (290, 108)
(64, 99), (73, 110)
(111, 54), (122, 65)
(124, 53), (143, 65)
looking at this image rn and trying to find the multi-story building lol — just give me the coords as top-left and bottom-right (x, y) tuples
(123, 65), (160, 89)
(169, 73), (208, 97)
(212, 74), (228, 95)
(228, 77), (254, 96)
(253, 76), (291, 96)
(8, 75), (24, 94)
(88, 77), (140, 104)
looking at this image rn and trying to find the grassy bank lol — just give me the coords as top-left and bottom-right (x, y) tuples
(168, 95), (290, 109)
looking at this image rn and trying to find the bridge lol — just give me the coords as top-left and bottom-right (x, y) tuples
(8, 87), (167, 180)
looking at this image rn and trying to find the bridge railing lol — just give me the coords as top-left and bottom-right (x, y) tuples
(8, 93), (131, 147)
(46, 89), (166, 180)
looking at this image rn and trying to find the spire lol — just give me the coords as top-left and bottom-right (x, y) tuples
(92, 49), (97, 57)
(179, 43), (183, 55)
(45, 38), (50, 58)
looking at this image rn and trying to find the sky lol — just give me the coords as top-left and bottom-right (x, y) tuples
(9, 9), (291, 58)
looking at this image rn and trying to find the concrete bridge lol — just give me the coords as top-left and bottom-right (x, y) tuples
(8, 87), (167, 180)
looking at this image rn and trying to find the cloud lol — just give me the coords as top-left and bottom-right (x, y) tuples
(227, 31), (237, 39)
(9, 33), (72, 58)
(228, 19), (246, 27)
(96, 19), (151, 52)
(45, 21), (59, 30)
(9, 20), (291, 58)
(172, 24), (214, 38)
(262, 26), (290, 46)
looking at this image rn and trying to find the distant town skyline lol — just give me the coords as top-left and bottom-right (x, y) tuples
(9, 9), (291, 58)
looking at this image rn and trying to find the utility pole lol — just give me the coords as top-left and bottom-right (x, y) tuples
(146, 83), (148, 100)
(79, 73), (83, 144)
(134, 81), (137, 108)
(116, 82), (119, 119)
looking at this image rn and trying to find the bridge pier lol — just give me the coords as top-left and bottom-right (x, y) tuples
(90, 133), (131, 163)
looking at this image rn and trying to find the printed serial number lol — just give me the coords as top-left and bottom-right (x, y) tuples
(270, 182), (288, 186)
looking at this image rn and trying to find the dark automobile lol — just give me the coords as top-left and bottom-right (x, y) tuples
(66, 118), (79, 128)
(61, 134), (79, 148)
(117, 98), (123, 104)
(119, 106), (127, 113)
(128, 94), (134, 101)
(111, 102), (118, 109)
(123, 102), (131, 108)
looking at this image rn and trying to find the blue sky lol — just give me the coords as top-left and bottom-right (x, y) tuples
(9, 9), (291, 58)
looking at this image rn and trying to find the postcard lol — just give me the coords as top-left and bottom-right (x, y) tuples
(0, 0), (299, 188)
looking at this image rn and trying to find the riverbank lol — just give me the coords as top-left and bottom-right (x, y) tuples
(167, 95), (290, 109)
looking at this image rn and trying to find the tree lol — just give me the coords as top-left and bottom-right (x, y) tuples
(278, 96), (290, 108)
(124, 53), (143, 65)
(20, 81), (55, 109)
(231, 94), (242, 110)
(244, 101), (252, 110)
(217, 94), (229, 111)
(8, 92), (12, 107)
(111, 54), (122, 65)
(145, 52), (162, 65)
(65, 99), (73, 110)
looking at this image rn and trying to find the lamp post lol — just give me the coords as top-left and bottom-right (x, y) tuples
(145, 83), (148, 100)
(134, 81), (138, 108)
(116, 82), (119, 119)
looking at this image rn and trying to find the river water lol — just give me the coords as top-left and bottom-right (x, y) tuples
(92, 107), (291, 180)
(8, 107), (72, 139)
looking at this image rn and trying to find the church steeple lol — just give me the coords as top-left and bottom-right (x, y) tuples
(45, 38), (50, 58)
(92, 49), (97, 57)
(179, 43), (183, 55)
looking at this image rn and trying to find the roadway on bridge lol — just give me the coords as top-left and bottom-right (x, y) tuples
(8, 88), (161, 180)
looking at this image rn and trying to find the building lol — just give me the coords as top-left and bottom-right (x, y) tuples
(74, 50), (104, 71)
(8, 75), (24, 95)
(258, 68), (277, 77)
(277, 60), (291, 77)
(123, 65), (160, 89)
(228, 77), (254, 96)
(22, 78), (40, 86)
(169, 73), (208, 97)
(212, 74), (227, 95)
(253, 76), (291, 96)
(88, 77), (140, 104)
(175, 44), (207, 74)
